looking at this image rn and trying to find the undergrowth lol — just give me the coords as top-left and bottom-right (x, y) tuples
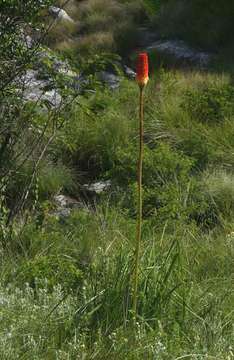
(1, 2), (234, 357)
(1, 66), (234, 358)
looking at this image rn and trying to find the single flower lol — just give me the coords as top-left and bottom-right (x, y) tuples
(136, 52), (149, 87)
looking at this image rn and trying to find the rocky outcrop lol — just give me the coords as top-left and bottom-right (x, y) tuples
(19, 70), (62, 107)
(137, 27), (160, 47)
(146, 40), (212, 67)
(17, 50), (84, 108)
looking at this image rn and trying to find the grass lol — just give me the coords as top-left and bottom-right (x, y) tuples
(0, 204), (233, 359)
(47, 0), (145, 54)
(1, 2), (234, 356)
(1, 64), (234, 357)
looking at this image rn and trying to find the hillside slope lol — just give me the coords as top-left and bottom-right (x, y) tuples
(0, 1), (233, 359)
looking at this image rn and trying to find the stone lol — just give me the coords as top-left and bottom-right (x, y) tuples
(25, 35), (34, 49)
(124, 66), (136, 80)
(83, 180), (111, 195)
(53, 208), (71, 219)
(19, 70), (62, 107)
(37, 50), (84, 92)
(147, 40), (212, 67)
(53, 59), (77, 77)
(49, 6), (75, 24)
(52, 194), (83, 220)
(98, 71), (120, 90)
(54, 195), (81, 209)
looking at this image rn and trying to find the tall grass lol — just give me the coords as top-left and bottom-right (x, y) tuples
(47, 0), (145, 54)
(0, 204), (233, 358)
(1, 47), (234, 357)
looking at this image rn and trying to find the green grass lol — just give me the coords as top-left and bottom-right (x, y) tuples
(1, 63), (234, 358)
(2, 1), (234, 357)
(0, 204), (233, 359)
(47, 0), (145, 54)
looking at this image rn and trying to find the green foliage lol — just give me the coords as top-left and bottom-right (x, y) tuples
(0, 0), (52, 86)
(38, 161), (75, 199)
(54, 80), (137, 179)
(80, 52), (122, 76)
(181, 83), (234, 123)
(0, 205), (233, 358)
(48, 0), (146, 55)
(110, 142), (193, 218)
(1, 1), (234, 356)
(204, 170), (234, 219)
(155, 0), (234, 50)
(15, 255), (83, 292)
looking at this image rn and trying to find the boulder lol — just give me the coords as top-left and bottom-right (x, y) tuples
(20, 70), (62, 108)
(147, 40), (212, 67)
(53, 58), (77, 77)
(54, 194), (81, 209)
(124, 66), (136, 80)
(52, 194), (83, 219)
(49, 6), (75, 24)
(98, 71), (120, 90)
(83, 180), (111, 195)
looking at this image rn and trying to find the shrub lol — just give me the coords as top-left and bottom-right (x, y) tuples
(15, 255), (83, 292)
(4, 158), (75, 213)
(38, 160), (75, 199)
(54, 81), (138, 180)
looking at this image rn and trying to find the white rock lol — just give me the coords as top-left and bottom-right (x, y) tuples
(83, 180), (111, 194)
(124, 66), (136, 80)
(49, 6), (75, 23)
(53, 59), (77, 77)
(25, 35), (34, 49)
(54, 195), (81, 209)
(52, 195), (82, 219)
(19, 70), (62, 107)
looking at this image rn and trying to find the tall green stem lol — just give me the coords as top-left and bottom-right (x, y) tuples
(133, 85), (144, 321)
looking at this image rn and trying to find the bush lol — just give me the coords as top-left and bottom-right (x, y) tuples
(38, 160), (75, 199)
(15, 255), (83, 292)
(54, 81), (138, 180)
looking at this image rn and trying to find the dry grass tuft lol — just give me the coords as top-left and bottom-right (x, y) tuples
(78, 31), (115, 53)
(46, 0), (144, 54)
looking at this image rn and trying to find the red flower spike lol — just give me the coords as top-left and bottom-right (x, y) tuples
(136, 52), (149, 87)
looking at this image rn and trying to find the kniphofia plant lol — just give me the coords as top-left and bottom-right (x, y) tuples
(132, 52), (149, 320)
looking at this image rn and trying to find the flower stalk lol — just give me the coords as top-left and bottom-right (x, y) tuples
(132, 53), (149, 321)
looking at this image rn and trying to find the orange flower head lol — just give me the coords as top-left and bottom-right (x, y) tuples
(136, 52), (149, 87)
